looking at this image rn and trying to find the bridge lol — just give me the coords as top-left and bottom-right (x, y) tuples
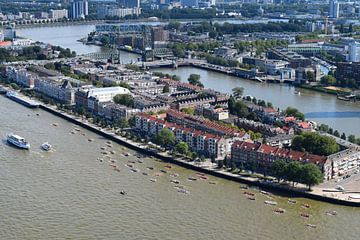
(80, 51), (121, 61)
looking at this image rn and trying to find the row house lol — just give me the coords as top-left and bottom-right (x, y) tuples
(97, 102), (139, 121)
(157, 78), (203, 92)
(166, 109), (249, 140)
(134, 113), (230, 159)
(6, 66), (36, 88)
(231, 141), (332, 180)
(172, 97), (216, 111)
(35, 77), (77, 105)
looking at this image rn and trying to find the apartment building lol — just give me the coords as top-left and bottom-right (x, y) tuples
(6, 66), (36, 88)
(135, 113), (231, 159)
(231, 140), (333, 180)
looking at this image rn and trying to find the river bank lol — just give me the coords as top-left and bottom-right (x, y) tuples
(1, 81), (357, 207)
(38, 104), (360, 207)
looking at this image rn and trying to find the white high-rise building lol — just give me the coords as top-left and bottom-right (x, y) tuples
(348, 41), (360, 62)
(49, 9), (68, 20)
(70, 0), (88, 19)
(329, 0), (339, 19)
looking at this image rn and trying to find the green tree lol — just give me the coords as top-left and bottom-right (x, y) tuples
(125, 64), (140, 72)
(340, 133), (346, 140)
(228, 95), (236, 114)
(115, 118), (129, 129)
(175, 141), (189, 155)
(188, 74), (203, 87)
(321, 75), (336, 86)
(271, 159), (287, 182)
(100, 35), (111, 46)
(291, 132), (340, 156)
(333, 130), (340, 137)
(154, 128), (176, 146)
(172, 75), (181, 81)
(300, 164), (323, 191)
(348, 135), (356, 143)
(163, 84), (170, 93)
(286, 161), (302, 187)
(113, 94), (134, 107)
(232, 87), (244, 98)
(233, 100), (249, 117)
(284, 107), (305, 121)
(181, 107), (195, 115)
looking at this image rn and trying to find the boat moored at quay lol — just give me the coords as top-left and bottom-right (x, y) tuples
(6, 91), (39, 108)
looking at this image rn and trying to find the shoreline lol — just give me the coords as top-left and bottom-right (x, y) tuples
(1, 83), (359, 207)
(36, 104), (360, 207)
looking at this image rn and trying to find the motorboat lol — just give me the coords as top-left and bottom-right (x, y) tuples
(41, 142), (52, 151)
(273, 208), (286, 214)
(326, 211), (337, 216)
(300, 213), (310, 218)
(306, 224), (316, 229)
(260, 190), (270, 195)
(171, 179), (180, 184)
(7, 133), (30, 149)
(244, 192), (255, 196)
(264, 201), (277, 206)
(301, 204), (311, 209)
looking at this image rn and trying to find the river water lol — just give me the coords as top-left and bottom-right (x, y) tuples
(16, 24), (360, 136)
(1, 96), (360, 239)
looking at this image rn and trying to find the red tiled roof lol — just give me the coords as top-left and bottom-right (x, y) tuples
(166, 109), (245, 137)
(0, 41), (11, 47)
(137, 113), (224, 141)
(298, 122), (310, 129)
(284, 116), (296, 123)
(232, 140), (327, 165)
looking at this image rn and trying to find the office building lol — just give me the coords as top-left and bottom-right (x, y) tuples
(329, 0), (339, 19)
(151, 26), (169, 48)
(335, 62), (360, 85)
(97, 6), (141, 19)
(118, 0), (140, 8)
(348, 41), (360, 62)
(49, 9), (68, 20)
(70, 0), (88, 19)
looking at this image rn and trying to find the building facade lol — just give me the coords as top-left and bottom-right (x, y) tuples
(70, 0), (88, 19)
(231, 140), (332, 180)
(135, 113), (230, 159)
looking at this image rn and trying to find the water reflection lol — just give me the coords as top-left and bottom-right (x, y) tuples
(306, 112), (360, 119)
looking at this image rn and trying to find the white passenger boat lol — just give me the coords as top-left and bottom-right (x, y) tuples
(7, 133), (30, 149)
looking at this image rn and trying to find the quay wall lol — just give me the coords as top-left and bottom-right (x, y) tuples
(39, 104), (360, 207)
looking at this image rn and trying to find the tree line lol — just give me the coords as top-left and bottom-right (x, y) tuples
(271, 160), (324, 190)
